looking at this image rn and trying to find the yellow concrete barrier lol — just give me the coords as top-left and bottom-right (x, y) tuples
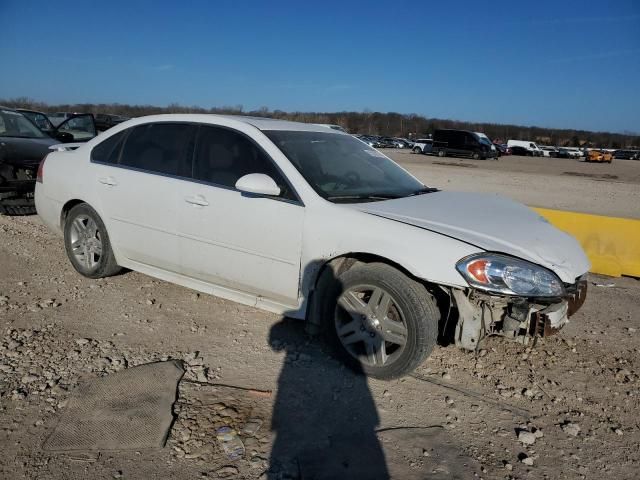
(533, 208), (640, 278)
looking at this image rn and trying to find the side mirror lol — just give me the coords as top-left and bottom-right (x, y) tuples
(235, 173), (281, 197)
(55, 131), (74, 143)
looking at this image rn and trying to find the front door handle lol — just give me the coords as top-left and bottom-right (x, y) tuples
(184, 194), (209, 207)
(98, 176), (117, 186)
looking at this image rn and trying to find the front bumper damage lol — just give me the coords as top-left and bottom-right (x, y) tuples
(451, 277), (588, 350)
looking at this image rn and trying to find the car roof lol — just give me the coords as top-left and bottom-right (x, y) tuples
(118, 113), (345, 133)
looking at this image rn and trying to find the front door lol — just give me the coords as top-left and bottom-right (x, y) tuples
(177, 124), (304, 307)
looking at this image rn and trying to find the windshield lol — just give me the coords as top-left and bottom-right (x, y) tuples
(0, 109), (47, 138)
(19, 111), (54, 131)
(265, 130), (428, 202)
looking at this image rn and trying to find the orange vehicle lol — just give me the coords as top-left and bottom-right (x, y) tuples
(587, 149), (613, 163)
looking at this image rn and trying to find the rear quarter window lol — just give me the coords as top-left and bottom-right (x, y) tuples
(91, 130), (127, 164)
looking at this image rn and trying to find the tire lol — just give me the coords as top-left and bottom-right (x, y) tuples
(0, 202), (36, 216)
(472, 152), (480, 160)
(63, 203), (121, 279)
(321, 262), (439, 380)
(437, 149), (446, 158)
(412, 147), (421, 154)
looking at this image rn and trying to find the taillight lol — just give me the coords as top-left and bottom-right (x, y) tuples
(36, 154), (48, 183)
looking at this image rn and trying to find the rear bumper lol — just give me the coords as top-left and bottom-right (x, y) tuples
(34, 185), (63, 234)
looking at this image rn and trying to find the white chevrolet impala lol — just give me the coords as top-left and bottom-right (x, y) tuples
(35, 115), (589, 378)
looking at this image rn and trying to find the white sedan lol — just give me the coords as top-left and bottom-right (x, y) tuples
(35, 115), (590, 379)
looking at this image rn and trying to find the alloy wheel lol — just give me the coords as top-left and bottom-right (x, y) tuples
(335, 285), (408, 367)
(69, 215), (103, 269)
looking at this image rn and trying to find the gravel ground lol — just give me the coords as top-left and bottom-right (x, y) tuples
(390, 151), (640, 219)
(1, 211), (639, 478)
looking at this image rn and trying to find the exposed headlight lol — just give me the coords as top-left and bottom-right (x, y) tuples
(456, 253), (565, 297)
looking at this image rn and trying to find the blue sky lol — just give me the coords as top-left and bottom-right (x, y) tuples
(1, 0), (638, 133)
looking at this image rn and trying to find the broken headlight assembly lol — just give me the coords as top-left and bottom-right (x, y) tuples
(456, 253), (565, 297)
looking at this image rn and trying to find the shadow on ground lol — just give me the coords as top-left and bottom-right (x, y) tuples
(268, 317), (389, 479)
(266, 318), (479, 480)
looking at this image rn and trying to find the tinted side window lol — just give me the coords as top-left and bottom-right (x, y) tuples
(193, 126), (293, 199)
(91, 130), (127, 164)
(119, 123), (195, 177)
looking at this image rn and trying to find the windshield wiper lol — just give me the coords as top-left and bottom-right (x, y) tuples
(1, 135), (42, 139)
(408, 187), (439, 196)
(327, 193), (402, 203)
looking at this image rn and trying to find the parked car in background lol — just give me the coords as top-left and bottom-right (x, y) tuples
(494, 143), (511, 156)
(586, 150), (613, 163)
(433, 129), (497, 159)
(15, 109), (96, 142)
(389, 138), (411, 149)
(379, 137), (398, 148)
(15, 109), (56, 134)
(555, 148), (573, 158)
(613, 150), (640, 160)
(564, 147), (582, 158)
(0, 107), (96, 215)
(48, 112), (75, 127)
(35, 114), (589, 379)
(358, 136), (383, 148)
(412, 138), (433, 154)
(540, 146), (558, 157)
(509, 146), (532, 156)
(395, 138), (414, 149)
(507, 140), (543, 157)
(474, 133), (499, 157)
(94, 113), (130, 132)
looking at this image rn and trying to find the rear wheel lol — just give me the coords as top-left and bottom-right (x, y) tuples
(64, 203), (121, 279)
(322, 262), (439, 379)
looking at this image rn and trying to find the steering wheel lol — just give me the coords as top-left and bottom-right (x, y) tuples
(318, 171), (362, 192)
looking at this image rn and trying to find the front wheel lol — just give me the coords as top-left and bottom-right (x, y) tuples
(412, 147), (421, 154)
(64, 203), (121, 279)
(437, 149), (446, 158)
(323, 263), (439, 379)
(472, 152), (480, 160)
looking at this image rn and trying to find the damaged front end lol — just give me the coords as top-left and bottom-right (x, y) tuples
(450, 277), (587, 350)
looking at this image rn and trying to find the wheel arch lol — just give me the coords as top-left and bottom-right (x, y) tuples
(60, 198), (90, 230)
(303, 251), (448, 333)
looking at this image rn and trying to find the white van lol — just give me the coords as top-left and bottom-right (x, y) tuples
(507, 140), (543, 157)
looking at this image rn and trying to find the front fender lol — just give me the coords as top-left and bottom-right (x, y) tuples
(301, 204), (481, 296)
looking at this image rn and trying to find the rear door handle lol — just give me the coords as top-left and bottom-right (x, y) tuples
(184, 194), (209, 207)
(98, 176), (117, 186)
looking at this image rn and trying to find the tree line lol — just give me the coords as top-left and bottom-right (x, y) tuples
(3, 97), (638, 149)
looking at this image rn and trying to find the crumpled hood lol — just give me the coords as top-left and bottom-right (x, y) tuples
(350, 191), (590, 283)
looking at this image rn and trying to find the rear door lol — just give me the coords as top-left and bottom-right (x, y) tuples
(56, 114), (97, 142)
(176, 124), (304, 306)
(93, 122), (196, 272)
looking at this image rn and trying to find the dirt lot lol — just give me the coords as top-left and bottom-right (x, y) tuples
(1, 207), (639, 478)
(390, 152), (640, 219)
